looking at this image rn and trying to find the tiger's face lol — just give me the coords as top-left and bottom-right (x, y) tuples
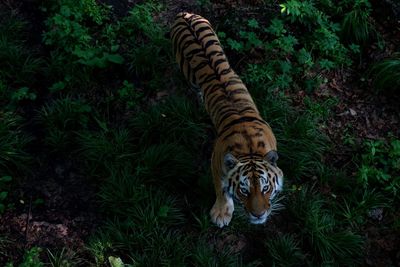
(224, 151), (283, 224)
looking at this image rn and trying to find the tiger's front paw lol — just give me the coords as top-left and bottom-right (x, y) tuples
(210, 197), (234, 228)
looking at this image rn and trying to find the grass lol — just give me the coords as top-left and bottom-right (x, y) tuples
(370, 54), (400, 92)
(288, 185), (363, 265)
(264, 234), (305, 267)
(341, 2), (374, 45)
(0, 10), (44, 87)
(47, 248), (84, 267)
(0, 0), (399, 266)
(0, 112), (31, 176)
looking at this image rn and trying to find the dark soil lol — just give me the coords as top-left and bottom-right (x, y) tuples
(0, 160), (100, 262)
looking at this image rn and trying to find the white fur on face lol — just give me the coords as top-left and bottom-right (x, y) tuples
(248, 209), (270, 224)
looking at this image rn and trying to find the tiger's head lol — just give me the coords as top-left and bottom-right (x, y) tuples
(223, 150), (283, 224)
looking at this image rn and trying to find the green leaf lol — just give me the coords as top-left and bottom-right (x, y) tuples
(279, 60), (292, 73)
(158, 205), (170, 218)
(297, 48), (313, 66)
(0, 176), (12, 182)
(104, 53), (124, 64)
(319, 59), (335, 70)
(227, 38), (243, 52)
(0, 191), (8, 201)
(49, 81), (66, 93)
(111, 45), (120, 53)
(280, 4), (287, 13)
(390, 140), (400, 157)
(349, 44), (360, 54)
(266, 19), (286, 36)
(218, 31), (226, 39)
(248, 18), (259, 29)
(108, 256), (124, 267)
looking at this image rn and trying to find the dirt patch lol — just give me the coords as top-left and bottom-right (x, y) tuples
(0, 159), (100, 263)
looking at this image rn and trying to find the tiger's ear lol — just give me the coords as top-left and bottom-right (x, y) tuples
(224, 153), (238, 170)
(265, 150), (279, 165)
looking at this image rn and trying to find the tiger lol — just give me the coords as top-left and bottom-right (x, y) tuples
(171, 12), (283, 227)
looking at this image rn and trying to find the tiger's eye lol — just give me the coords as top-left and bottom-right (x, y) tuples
(262, 186), (269, 194)
(240, 187), (249, 196)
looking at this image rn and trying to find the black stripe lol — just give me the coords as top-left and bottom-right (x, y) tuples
(210, 103), (231, 120)
(233, 97), (252, 104)
(186, 14), (197, 21)
(176, 32), (193, 49)
(199, 32), (216, 42)
(195, 26), (212, 36)
(225, 80), (244, 87)
(192, 18), (212, 27)
(179, 53), (185, 73)
(219, 116), (267, 135)
(208, 94), (227, 108)
(216, 110), (240, 127)
(175, 35), (193, 57)
(191, 20), (207, 28)
(186, 51), (207, 63)
(213, 58), (227, 69)
(188, 15), (203, 22)
(222, 130), (239, 140)
(205, 90), (221, 104)
(171, 21), (187, 33)
(175, 13), (186, 20)
(219, 68), (232, 76)
(182, 40), (197, 52)
(238, 106), (257, 114)
(226, 89), (248, 97)
(203, 83), (220, 99)
(186, 62), (192, 85)
(172, 29), (190, 55)
(185, 49), (206, 61)
(198, 73), (219, 87)
(198, 72), (212, 81)
(207, 50), (224, 57)
(204, 39), (219, 49)
(192, 20), (212, 30)
(171, 24), (189, 40)
(204, 82), (223, 97)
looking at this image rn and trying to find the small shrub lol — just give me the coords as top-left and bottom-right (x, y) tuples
(0, 112), (31, 175)
(341, 0), (374, 45)
(130, 96), (208, 150)
(42, 0), (123, 89)
(289, 186), (364, 264)
(191, 239), (245, 267)
(7, 247), (45, 267)
(0, 10), (44, 86)
(370, 54), (400, 92)
(77, 127), (136, 176)
(117, 80), (143, 109)
(265, 234), (305, 267)
(0, 176), (12, 213)
(121, 3), (171, 91)
(36, 97), (92, 154)
(337, 189), (387, 227)
(357, 138), (400, 197)
(47, 248), (83, 267)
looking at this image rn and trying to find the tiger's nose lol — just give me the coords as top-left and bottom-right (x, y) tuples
(250, 211), (266, 218)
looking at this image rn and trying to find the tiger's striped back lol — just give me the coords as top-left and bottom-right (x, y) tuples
(171, 12), (262, 136)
